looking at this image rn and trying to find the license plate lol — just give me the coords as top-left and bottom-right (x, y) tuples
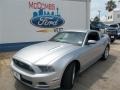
(13, 71), (21, 80)
(111, 36), (114, 38)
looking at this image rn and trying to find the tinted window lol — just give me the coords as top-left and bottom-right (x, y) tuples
(87, 32), (100, 41)
(110, 24), (118, 28)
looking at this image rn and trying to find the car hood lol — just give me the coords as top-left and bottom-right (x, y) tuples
(13, 41), (80, 65)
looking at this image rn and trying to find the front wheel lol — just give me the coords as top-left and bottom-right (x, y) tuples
(102, 46), (109, 60)
(61, 63), (76, 89)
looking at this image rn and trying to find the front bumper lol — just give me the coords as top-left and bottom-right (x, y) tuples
(11, 62), (60, 89)
(117, 33), (120, 38)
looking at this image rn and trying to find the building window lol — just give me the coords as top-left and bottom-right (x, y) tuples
(110, 15), (112, 19)
(108, 15), (112, 19)
(118, 14), (120, 18)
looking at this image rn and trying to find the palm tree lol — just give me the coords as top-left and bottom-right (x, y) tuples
(106, 0), (117, 12)
(93, 16), (100, 22)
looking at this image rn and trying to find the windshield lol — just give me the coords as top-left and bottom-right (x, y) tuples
(110, 24), (118, 28)
(49, 32), (86, 45)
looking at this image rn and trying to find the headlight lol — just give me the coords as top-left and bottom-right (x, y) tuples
(38, 66), (55, 73)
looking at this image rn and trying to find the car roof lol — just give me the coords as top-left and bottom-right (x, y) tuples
(63, 30), (87, 33)
(62, 30), (99, 33)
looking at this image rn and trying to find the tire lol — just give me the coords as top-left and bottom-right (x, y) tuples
(61, 62), (76, 89)
(111, 39), (115, 43)
(102, 46), (109, 60)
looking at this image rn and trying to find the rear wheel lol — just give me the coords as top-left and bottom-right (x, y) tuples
(61, 63), (76, 89)
(111, 39), (115, 43)
(102, 46), (109, 60)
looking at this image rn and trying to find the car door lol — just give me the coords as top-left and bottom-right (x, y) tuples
(80, 32), (102, 71)
(97, 35), (107, 56)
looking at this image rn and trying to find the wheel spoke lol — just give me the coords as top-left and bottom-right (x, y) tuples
(72, 66), (75, 85)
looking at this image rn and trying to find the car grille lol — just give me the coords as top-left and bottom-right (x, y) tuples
(107, 30), (117, 35)
(13, 59), (35, 74)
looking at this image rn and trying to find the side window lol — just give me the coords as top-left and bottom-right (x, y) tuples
(85, 32), (100, 44)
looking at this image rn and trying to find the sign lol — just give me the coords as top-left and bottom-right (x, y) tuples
(29, 1), (65, 32)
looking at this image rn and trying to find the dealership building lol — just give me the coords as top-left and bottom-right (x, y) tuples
(0, 0), (91, 52)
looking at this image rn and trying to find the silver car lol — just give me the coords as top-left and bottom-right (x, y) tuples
(11, 30), (110, 89)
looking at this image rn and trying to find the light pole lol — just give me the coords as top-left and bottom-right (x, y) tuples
(98, 10), (101, 20)
(105, 15), (107, 21)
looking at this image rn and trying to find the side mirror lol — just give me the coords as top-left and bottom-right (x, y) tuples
(88, 40), (97, 45)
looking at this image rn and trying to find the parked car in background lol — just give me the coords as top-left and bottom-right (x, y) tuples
(90, 21), (106, 32)
(109, 23), (120, 29)
(11, 30), (110, 90)
(117, 30), (120, 38)
(106, 26), (118, 42)
(90, 21), (117, 43)
(109, 23), (120, 38)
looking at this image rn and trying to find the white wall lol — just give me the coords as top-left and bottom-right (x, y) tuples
(107, 11), (114, 22)
(0, 1), (3, 43)
(105, 10), (120, 24)
(114, 10), (120, 23)
(0, 0), (90, 44)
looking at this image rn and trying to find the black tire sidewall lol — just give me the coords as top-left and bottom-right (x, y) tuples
(61, 62), (76, 89)
(103, 46), (109, 60)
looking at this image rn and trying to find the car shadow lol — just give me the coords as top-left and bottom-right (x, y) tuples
(111, 42), (120, 45)
(111, 40), (120, 45)
(14, 54), (116, 90)
(15, 80), (37, 90)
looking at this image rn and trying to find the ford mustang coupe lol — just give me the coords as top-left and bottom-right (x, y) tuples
(11, 30), (110, 89)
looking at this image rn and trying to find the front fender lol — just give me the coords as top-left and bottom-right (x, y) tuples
(48, 51), (80, 84)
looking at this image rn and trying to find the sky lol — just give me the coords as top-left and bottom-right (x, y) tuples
(91, 0), (120, 21)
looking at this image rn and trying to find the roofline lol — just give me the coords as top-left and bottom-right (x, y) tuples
(62, 30), (100, 33)
(62, 30), (88, 33)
